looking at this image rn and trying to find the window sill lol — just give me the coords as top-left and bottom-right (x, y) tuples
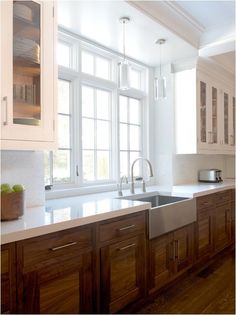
(45, 179), (156, 200)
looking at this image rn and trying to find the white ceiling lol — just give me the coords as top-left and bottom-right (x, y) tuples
(58, 0), (197, 66)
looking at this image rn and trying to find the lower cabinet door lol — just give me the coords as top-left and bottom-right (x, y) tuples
(100, 235), (145, 314)
(173, 225), (194, 274)
(214, 203), (231, 253)
(17, 252), (93, 314)
(1, 243), (16, 314)
(149, 233), (174, 293)
(196, 207), (213, 260)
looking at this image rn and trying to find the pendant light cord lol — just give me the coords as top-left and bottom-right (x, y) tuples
(123, 20), (126, 61)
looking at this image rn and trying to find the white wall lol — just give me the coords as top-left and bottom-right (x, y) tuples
(1, 151), (45, 207)
(173, 154), (235, 184)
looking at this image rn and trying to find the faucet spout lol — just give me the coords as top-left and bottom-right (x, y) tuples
(130, 157), (154, 194)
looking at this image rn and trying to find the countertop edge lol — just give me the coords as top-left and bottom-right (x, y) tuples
(1, 203), (150, 245)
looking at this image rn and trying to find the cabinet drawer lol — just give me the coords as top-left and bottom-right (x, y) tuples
(19, 226), (93, 269)
(215, 190), (231, 206)
(197, 194), (214, 211)
(99, 213), (145, 243)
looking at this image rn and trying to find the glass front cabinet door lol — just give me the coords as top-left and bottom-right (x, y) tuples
(1, 0), (56, 150)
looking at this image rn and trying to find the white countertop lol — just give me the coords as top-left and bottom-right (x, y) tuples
(1, 179), (235, 245)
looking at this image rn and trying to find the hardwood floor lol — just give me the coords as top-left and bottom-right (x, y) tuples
(138, 249), (235, 314)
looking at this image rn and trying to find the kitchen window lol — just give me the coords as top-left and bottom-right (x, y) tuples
(45, 32), (148, 190)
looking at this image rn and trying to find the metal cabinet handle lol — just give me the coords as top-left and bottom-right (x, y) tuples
(119, 224), (135, 231)
(50, 241), (77, 251)
(2, 96), (8, 125)
(174, 240), (179, 259)
(118, 243), (136, 251)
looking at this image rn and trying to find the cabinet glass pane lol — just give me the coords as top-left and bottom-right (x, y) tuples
(13, 1), (41, 126)
(212, 87), (217, 143)
(233, 97), (235, 145)
(200, 81), (206, 142)
(224, 93), (229, 144)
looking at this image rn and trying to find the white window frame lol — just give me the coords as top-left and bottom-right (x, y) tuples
(46, 30), (149, 192)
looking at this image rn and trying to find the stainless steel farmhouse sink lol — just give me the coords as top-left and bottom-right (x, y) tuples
(118, 192), (196, 239)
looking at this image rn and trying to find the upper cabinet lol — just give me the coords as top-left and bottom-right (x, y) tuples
(0, 0), (57, 150)
(175, 60), (235, 155)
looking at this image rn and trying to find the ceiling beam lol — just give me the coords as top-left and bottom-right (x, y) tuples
(126, 0), (204, 48)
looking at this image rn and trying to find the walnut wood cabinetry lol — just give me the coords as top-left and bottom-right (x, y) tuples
(149, 224), (194, 294)
(16, 226), (94, 314)
(1, 243), (16, 314)
(99, 212), (146, 314)
(231, 189), (235, 242)
(196, 190), (233, 262)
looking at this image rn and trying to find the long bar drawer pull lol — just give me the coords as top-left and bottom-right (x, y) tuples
(119, 224), (135, 231)
(50, 241), (77, 251)
(118, 243), (136, 251)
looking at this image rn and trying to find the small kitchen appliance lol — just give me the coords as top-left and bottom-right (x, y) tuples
(198, 169), (223, 183)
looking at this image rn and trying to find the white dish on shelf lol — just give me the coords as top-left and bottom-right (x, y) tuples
(14, 3), (33, 22)
(14, 38), (40, 63)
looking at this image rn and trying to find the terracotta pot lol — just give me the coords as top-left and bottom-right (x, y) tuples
(1, 191), (25, 221)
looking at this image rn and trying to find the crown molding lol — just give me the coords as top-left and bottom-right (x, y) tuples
(126, 0), (204, 48)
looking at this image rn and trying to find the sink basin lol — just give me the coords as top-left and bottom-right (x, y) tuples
(126, 194), (188, 207)
(118, 192), (196, 239)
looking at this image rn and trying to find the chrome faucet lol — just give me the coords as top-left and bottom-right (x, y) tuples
(130, 157), (154, 194)
(117, 175), (128, 196)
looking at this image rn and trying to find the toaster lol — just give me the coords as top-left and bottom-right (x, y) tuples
(198, 169), (223, 183)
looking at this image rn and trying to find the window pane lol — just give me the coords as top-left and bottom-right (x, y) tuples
(83, 150), (94, 181)
(58, 42), (70, 68)
(120, 151), (128, 176)
(129, 125), (140, 150)
(96, 56), (110, 80)
(129, 98), (140, 124)
(82, 86), (94, 117)
(82, 118), (94, 149)
(58, 80), (70, 114)
(96, 89), (110, 120)
(97, 151), (109, 180)
(97, 120), (109, 150)
(130, 69), (141, 89)
(119, 96), (128, 122)
(58, 115), (70, 148)
(81, 51), (94, 75)
(130, 151), (140, 176)
(120, 123), (128, 150)
(53, 150), (71, 183)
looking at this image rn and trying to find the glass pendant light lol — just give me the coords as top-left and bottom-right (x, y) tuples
(118, 17), (131, 90)
(155, 39), (167, 100)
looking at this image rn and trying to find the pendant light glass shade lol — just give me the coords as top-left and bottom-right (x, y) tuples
(118, 60), (130, 90)
(118, 17), (131, 90)
(155, 39), (167, 100)
(155, 77), (166, 100)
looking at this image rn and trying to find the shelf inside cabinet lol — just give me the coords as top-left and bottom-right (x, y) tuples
(14, 17), (40, 42)
(13, 61), (40, 77)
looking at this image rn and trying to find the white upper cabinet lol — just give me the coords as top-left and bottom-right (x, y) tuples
(175, 60), (235, 155)
(0, 0), (57, 150)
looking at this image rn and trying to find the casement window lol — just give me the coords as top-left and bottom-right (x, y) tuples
(45, 32), (148, 189)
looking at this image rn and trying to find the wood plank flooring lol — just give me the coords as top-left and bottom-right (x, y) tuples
(138, 249), (235, 314)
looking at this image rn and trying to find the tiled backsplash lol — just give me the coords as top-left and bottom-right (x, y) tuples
(173, 154), (235, 184)
(1, 151), (45, 207)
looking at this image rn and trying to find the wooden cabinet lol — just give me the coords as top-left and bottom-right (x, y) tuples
(149, 224), (194, 293)
(99, 212), (146, 314)
(175, 63), (235, 155)
(1, 243), (16, 314)
(16, 226), (94, 314)
(0, 0), (57, 150)
(196, 190), (233, 262)
(196, 196), (214, 261)
(231, 189), (235, 242)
